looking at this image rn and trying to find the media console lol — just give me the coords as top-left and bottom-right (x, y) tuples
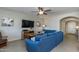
(21, 30), (34, 39)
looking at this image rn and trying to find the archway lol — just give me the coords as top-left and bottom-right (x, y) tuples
(60, 16), (79, 35)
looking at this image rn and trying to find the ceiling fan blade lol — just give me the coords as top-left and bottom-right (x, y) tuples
(38, 7), (43, 11)
(45, 9), (51, 12)
(43, 12), (47, 15)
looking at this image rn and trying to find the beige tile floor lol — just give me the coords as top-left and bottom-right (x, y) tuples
(52, 34), (79, 52)
(0, 40), (27, 52)
(0, 34), (79, 52)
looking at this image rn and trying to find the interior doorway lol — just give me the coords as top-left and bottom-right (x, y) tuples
(66, 21), (77, 35)
(60, 16), (79, 35)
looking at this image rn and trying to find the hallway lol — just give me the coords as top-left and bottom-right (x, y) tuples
(52, 34), (79, 52)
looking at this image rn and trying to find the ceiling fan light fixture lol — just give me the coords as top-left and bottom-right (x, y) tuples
(39, 10), (44, 15)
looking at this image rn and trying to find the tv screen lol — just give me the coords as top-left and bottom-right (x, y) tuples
(22, 20), (34, 28)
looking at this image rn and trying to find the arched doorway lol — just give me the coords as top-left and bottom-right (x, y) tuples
(65, 20), (77, 35)
(60, 16), (79, 35)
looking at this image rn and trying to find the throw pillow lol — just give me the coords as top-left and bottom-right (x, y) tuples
(31, 37), (35, 41)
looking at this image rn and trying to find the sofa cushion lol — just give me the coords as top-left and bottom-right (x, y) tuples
(43, 30), (56, 33)
(47, 33), (54, 36)
(35, 34), (47, 41)
(47, 32), (57, 36)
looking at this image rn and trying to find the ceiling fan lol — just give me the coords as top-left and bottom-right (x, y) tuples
(33, 7), (52, 15)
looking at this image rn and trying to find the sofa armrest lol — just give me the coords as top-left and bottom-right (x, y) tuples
(25, 39), (39, 52)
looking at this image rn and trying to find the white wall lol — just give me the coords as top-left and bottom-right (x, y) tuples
(1, 8), (79, 41)
(0, 8), (34, 41)
(67, 21), (76, 34)
(45, 12), (79, 31)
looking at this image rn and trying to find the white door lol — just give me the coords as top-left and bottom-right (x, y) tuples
(66, 21), (76, 34)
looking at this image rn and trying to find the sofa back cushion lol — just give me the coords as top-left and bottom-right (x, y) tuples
(35, 34), (47, 41)
(43, 30), (56, 33)
(56, 31), (64, 40)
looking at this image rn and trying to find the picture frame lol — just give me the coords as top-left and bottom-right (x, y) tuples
(1, 17), (14, 26)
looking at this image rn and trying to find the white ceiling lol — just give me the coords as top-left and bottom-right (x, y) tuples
(1, 7), (79, 14)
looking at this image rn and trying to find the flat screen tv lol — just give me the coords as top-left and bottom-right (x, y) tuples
(22, 20), (34, 28)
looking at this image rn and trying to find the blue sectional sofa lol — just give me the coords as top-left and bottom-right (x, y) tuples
(25, 30), (64, 52)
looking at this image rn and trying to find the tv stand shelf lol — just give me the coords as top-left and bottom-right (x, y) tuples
(21, 30), (34, 39)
